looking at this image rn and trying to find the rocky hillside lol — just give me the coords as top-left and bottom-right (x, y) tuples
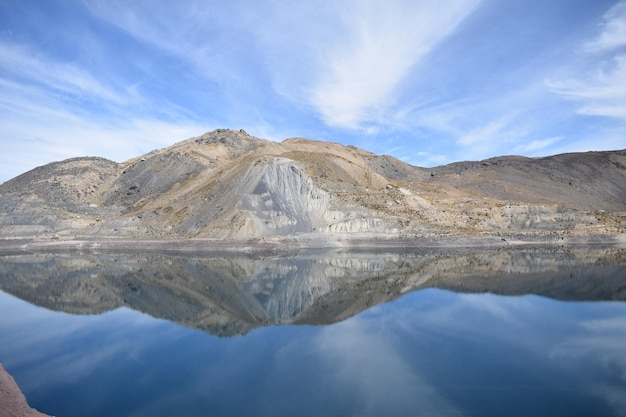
(0, 129), (625, 241)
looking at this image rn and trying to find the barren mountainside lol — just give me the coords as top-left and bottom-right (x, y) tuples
(0, 129), (625, 241)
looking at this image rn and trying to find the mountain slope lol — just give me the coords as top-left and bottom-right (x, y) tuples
(0, 129), (625, 241)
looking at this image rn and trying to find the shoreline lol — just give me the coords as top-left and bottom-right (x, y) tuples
(1, 232), (624, 255)
(0, 364), (52, 417)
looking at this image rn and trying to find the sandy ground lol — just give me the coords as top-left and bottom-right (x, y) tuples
(0, 364), (52, 417)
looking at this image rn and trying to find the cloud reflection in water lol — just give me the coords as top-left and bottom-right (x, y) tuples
(0, 250), (625, 416)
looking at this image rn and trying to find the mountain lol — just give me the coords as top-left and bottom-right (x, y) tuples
(0, 129), (625, 243)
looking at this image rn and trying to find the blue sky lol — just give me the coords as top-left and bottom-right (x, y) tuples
(1, 0), (625, 182)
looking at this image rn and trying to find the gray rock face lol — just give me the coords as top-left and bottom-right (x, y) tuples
(237, 158), (331, 235)
(0, 129), (624, 240)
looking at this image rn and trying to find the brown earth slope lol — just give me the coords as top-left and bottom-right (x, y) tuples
(0, 129), (624, 242)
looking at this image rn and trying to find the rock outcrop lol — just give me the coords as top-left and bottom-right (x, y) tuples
(0, 129), (624, 241)
(0, 364), (52, 417)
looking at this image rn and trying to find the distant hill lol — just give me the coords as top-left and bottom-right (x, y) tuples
(1, 129), (625, 242)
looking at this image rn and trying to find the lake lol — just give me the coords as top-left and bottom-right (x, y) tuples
(0, 247), (625, 416)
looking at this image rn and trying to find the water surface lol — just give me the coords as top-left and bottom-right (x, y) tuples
(0, 248), (625, 416)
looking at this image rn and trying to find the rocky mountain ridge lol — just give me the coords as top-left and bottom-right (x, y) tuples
(1, 129), (625, 242)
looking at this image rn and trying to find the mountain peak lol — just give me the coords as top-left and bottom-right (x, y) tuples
(0, 131), (624, 243)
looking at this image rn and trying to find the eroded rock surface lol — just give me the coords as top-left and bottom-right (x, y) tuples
(0, 129), (624, 241)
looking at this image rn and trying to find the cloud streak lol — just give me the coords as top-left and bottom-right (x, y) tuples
(309, 0), (482, 129)
(84, 0), (255, 89)
(583, 1), (626, 53)
(549, 1), (626, 121)
(0, 42), (125, 105)
(549, 55), (626, 120)
(0, 0), (625, 181)
(0, 9), (212, 180)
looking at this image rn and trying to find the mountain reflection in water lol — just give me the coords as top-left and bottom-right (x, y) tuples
(0, 248), (625, 336)
(0, 248), (625, 417)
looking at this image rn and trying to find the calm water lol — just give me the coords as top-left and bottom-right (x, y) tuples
(0, 248), (625, 417)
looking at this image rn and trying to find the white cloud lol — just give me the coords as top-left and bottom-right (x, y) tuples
(2, 0), (622, 175)
(309, 0), (481, 129)
(549, 126), (626, 154)
(0, 36), (211, 181)
(583, 1), (626, 53)
(515, 136), (563, 154)
(84, 1), (248, 87)
(455, 114), (534, 158)
(457, 115), (512, 146)
(578, 103), (626, 119)
(0, 98), (208, 181)
(49, 0), (528, 159)
(548, 54), (626, 120)
(0, 41), (125, 105)
(549, 2), (626, 122)
(410, 152), (450, 167)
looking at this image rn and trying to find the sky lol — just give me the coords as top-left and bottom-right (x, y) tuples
(1, 0), (625, 182)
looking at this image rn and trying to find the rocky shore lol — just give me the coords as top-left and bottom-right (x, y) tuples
(1, 230), (625, 256)
(0, 364), (52, 417)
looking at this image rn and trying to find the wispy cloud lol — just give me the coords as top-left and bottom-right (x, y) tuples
(548, 55), (626, 120)
(514, 136), (563, 154)
(0, 75), (207, 180)
(0, 110), (207, 172)
(0, 41), (126, 105)
(454, 114), (535, 159)
(583, 1), (626, 53)
(84, 1), (252, 88)
(1, 0), (624, 180)
(549, 1), (626, 121)
(308, 0), (481, 130)
(0, 89), (207, 182)
(0, 17), (210, 181)
(457, 115), (514, 146)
